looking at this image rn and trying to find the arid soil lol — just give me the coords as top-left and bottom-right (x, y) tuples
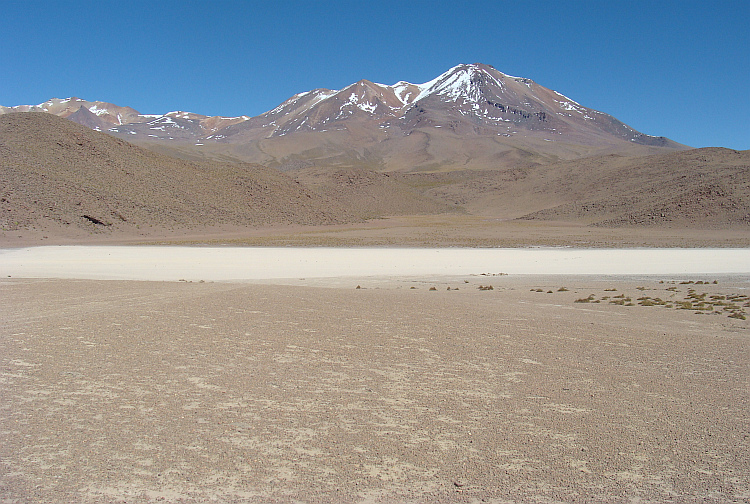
(4, 216), (750, 250)
(2, 275), (748, 503)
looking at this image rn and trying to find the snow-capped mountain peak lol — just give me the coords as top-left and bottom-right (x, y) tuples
(413, 63), (484, 101)
(1, 63), (678, 154)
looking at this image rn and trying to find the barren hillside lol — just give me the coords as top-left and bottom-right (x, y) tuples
(0, 113), (356, 236)
(408, 148), (750, 228)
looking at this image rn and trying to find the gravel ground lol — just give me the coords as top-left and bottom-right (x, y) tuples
(1, 276), (749, 503)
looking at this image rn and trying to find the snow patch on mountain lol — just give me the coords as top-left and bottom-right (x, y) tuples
(167, 111), (193, 119)
(88, 105), (110, 117)
(342, 90), (377, 114)
(391, 81), (418, 104)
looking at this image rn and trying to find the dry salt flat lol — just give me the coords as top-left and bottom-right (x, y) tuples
(1, 247), (749, 503)
(1, 246), (750, 281)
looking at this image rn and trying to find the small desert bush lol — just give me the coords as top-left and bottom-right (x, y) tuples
(575, 294), (596, 303)
(609, 297), (632, 305)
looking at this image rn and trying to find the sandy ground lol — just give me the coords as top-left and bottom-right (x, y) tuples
(3, 216), (750, 249)
(1, 273), (749, 503)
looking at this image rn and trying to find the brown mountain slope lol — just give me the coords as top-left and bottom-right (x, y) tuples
(292, 167), (457, 219)
(0, 113), (357, 236)
(520, 148), (750, 228)
(412, 147), (750, 228)
(141, 125), (683, 174)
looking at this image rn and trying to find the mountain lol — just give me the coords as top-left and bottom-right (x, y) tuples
(242, 63), (672, 146)
(0, 97), (142, 130)
(0, 97), (251, 139)
(1, 64), (687, 172)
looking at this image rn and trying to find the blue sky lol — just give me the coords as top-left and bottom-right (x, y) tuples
(2, 0), (748, 149)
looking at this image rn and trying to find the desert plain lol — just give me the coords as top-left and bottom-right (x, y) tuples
(1, 244), (749, 503)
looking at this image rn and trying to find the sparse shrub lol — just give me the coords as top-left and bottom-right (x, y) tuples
(478, 285), (494, 291)
(575, 294), (596, 303)
(610, 297), (632, 305)
(429, 286), (437, 291)
(557, 287), (569, 292)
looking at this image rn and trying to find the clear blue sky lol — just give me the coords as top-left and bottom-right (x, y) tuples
(2, 0), (748, 149)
